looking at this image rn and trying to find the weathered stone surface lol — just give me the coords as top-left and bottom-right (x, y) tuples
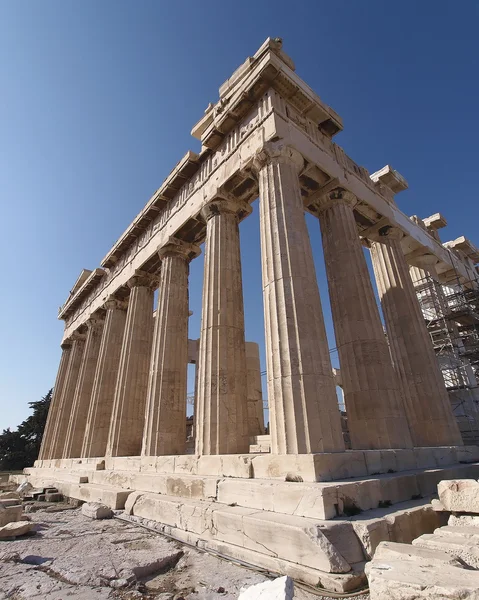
(366, 557), (479, 600)
(0, 520), (34, 539)
(438, 479), (479, 513)
(373, 540), (465, 567)
(413, 531), (479, 569)
(449, 513), (479, 527)
(0, 504), (23, 527)
(81, 502), (113, 520)
(238, 576), (294, 600)
(0, 492), (21, 500)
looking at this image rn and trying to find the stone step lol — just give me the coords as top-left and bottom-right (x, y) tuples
(23, 468), (89, 485)
(66, 483), (132, 510)
(434, 524), (479, 541)
(125, 491), (363, 574)
(366, 555), (479, 600)
(27, 461), (479, 521)
(413, 531), (479, 569)
(373, 540), (465, 568)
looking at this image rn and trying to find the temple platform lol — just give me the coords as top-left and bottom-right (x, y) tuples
(14, 446), (479, 592)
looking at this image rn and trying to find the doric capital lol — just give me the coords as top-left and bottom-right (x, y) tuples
(367, 224), (405, 244)
(252, 142), (304, 174)
(86, 313), (105, 331)
(127, 270), (159, 290)
(60, 341), (72, 351)
(70, 330), (86, 343)
(158, 237), (201, 262)
(201, 197), (252, 222)
(314, 187), (357, 215)
(103, 295), (128, 312)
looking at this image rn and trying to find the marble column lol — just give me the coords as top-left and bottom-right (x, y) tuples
(142, 239), (200, 456)
(316, 188), (412, 450)
(370, 228), (462, 446)
(254, 143), (344, 455)
(81, 297), (127, 458)
(195, 197), (250, 455)
(62, 315), (105, 458)
(49, 332), (86, 459)
(106, 273), (155, 457)
(38, 342), (72, 461)
(245, 342), (265, 436)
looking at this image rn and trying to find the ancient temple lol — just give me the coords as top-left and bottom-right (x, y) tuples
(23, 38), (479, 592)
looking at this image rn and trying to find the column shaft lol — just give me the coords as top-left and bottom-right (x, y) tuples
(245, 342), (265, 436)
(317, 190), (412, 450)
(49, 335), (86, 459)
(81, 301), (127, 458)
(195, 198), (250, 455)
(255, 144), (344, 454)
(142, 240), (199, 456)
(371, 236), (462, 446)
(38, 344), (72, 460)
(106, 278), (154, 457)
(62, 317), (105, 458)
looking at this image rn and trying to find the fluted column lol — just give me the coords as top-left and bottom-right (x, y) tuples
(370, 229), (462, 446)
(62, 315), (105, 458)
(254, 142), (344, 454)
(142, 239), (200, 456)
(38, 342), (72, 460)
(49, 332), (86, 459)
(316, 188), (412, 450)
(245, 342), (265, 436)
(195, 197), (250, 455)
(106, 273), (155, 457)
(81, 298), (127, 458)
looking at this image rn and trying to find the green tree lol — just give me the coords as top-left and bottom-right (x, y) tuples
(0, 389), (52, 470)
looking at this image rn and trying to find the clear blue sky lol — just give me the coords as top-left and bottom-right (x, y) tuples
(1, 1), (478, 431)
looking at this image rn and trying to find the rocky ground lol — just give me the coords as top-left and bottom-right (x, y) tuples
(0, 502), (366, 600)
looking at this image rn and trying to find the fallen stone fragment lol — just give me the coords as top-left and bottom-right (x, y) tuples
(45, 492), (63, 503)
(438, 479), (479, 513)
(81, 502), (113, 520)
(0, 499), (22, 508)
(430, 498), (446, 511)
(0, 504), (23, 527)
(0, 492), (21, 501)
(238, 576), (294, 600)
(0, 520), (34, 539)
(16, 482), (33, 496)
(366, 557), (479, 600)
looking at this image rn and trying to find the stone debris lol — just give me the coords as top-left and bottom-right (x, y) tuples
(238, 576), (294, 600)
(0, 492), (21, 500)
(81, 501), (113, 519)
(0, 520), (35, 539)
(449, 513), (479, 527)
(16, 481), (32, 496)
(438, 479), (479, 512)
(0, 504), (23, 527)
(430, 498), (445, 511)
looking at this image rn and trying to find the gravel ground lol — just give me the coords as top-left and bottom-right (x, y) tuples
(0, 503), (369, 600)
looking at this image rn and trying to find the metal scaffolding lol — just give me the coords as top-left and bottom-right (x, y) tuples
(413, 274), (479, 444)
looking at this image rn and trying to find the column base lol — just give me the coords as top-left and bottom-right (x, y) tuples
(33, 445), (476, 482)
